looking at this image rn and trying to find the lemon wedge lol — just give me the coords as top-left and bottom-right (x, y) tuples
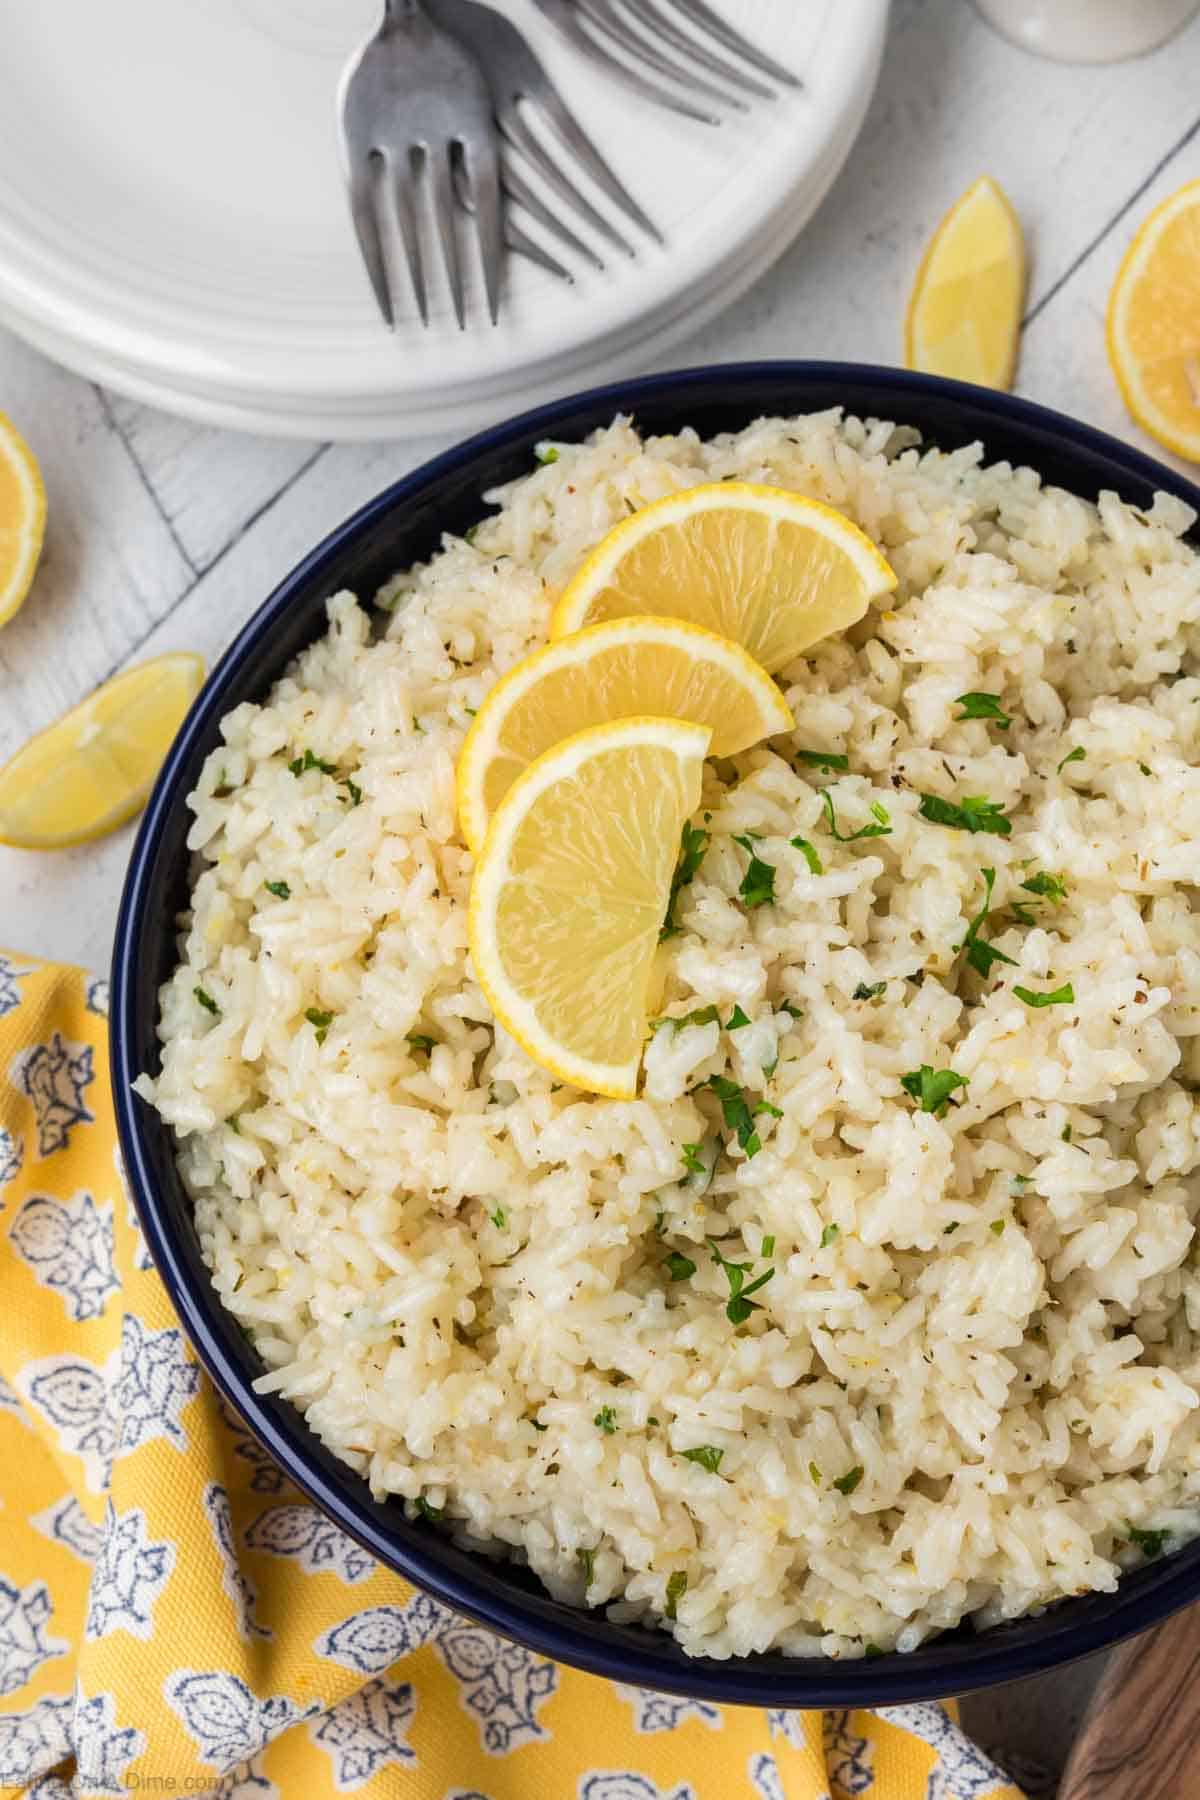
(467, 716), (709, 1097)
(905, 175), (1026, 389)
(0, 652), (204, 849)
(1108, 179), (1200, 462)
(548, 482), (895, 676)
(456, 615), (791, 853)
(0, 411), (46, 629)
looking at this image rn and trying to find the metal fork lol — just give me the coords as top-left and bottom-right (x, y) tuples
(339, 0), (504, 329)
(425, 0), (660, 258)
(531, 0), (799, 124)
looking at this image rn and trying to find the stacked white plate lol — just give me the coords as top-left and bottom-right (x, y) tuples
(0, 0), (889, 440)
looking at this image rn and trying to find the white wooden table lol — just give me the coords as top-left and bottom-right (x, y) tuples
(2, 0), (1199, 982)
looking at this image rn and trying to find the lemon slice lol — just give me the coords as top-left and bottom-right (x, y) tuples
(456, 615), (791, 853)
(549, 482), (895, 676)
(1108, 179), (1200, 462)
(0, 652), (204, 849)
(905, 176), (1026, 389)
(468, 716), (709, 1097)
(0, 411), (46, 628)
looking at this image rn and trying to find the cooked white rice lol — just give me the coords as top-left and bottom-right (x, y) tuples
(138, 410), (1200, 1661)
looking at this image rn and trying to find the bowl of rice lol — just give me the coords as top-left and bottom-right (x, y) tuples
(113, 361), (1200, 1705)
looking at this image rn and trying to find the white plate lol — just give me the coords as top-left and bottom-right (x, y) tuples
(0, 0), (888, 437)
(0, 93), (870, 443)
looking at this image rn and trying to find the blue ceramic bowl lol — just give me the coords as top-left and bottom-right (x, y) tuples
(113, 362), (1200, 1705)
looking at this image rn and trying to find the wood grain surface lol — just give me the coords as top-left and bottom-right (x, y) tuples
(1060, 1607), (1200, 1799)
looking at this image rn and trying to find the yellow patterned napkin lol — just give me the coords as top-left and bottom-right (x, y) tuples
(0, 951), (1027, 1800)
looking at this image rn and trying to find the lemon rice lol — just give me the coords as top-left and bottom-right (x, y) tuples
(141, 411), (1200, 1663)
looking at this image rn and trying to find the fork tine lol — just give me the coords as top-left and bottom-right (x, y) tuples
(347, 157), (394, 327)
(577, 0), (748, 114)
(392, 151), (429, 326)
(618, 0), (774, 99)
(537, 2), (721, 126)
(507, 217), (574, 282)
(503, 164), (605, 270)
(530, 81), (661, 242)
(452, 157), (575, 282)
(428, 144), (465, 330)
(503, 110), (634, 257)
(460, 137), (503, 324)
(663, 0), (801, 87)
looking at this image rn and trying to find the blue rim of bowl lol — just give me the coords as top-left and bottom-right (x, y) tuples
(113, 361), (1200, 1705)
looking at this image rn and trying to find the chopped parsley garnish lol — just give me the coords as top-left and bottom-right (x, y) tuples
(795, 747), (850, 771)
(577, 1547), (595, 1584)
(655, 1004), (720, 1034)
(726, 1005), (750, 1030)
(680, 1445), (724, 1474)
(1126, 1522), (1170, 1559)
(194, 987), (220, 1016)
(990, 1219), (1006, 1235)
(264, 880), (291, 900)
(1007, 900), (1040, 927)
(341, 776), (363, 807)
(809, 1462), (822, 1485)
(305, 1006), (334, 1045)
(463, 524), (480, 547)
(864, 1643), (885, 1659)
(463, 705), (477, 716)
(820, 1223), (840, 1249)
(918, 792), (1011, 836)
(1062, 1124), (1073, 1143)
(853, 980), (886, 1001)
(733, 834), (777, 910)
(833, 1465), (864, 1495)
(779, 999), (804, 1021)
(593, 1406), (618, 1435)
(665, 1571), (688, 1618)
(665, 1251), (697, 1282)
(226, 1116), (241, 1135)
(1057, 745), (1086, 774)
(791, 836), (824, 875)
(704, 1075), (780, 1159)
(660, 823), (710, 939)
(821, 790), (892, 842)
(680, 1143), (706, 1178)
(535, 445), (560, 465)
(289, 748), (337, 777)
(490, 1206), (508, 1230)
(407, 1033), (436, 1052)
(416, 1496), (444, 1522)
(1139, 761), (1152, 777)
(1021, 870), (1068, 903)
(955, 692), (1011, 729)
(530, 1417), (548, 1432)
(708, 1238), (775, 1324)
(761, 1235), (775, 1257)
(900, 1064), (969, 1116)
(944, 1221), (960, 1234)
(1013, 982), (1075, 1008)
(958, 867), (1017, 979)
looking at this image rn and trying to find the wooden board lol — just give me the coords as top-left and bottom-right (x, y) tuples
(1060, 1607), (1200, 1799)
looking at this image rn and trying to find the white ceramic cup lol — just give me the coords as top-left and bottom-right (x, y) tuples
(975, 0), (1200, 62)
